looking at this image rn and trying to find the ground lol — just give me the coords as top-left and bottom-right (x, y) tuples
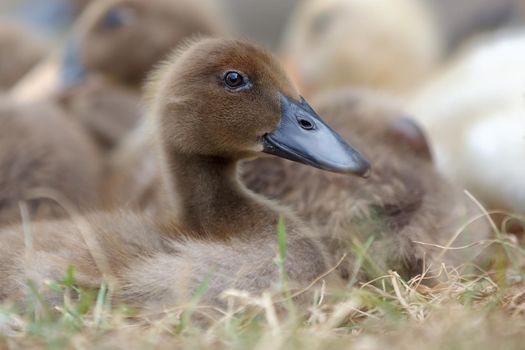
(1, 214), (524, 350)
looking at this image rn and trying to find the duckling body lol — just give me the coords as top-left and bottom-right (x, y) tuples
(55, 75), (144, 150)
(0, 97), (102, 225)
(103, 119), (160, 211)
(242, 89), (492, 281)
(0, 23), (49, 91)
(408, 30), (525, 214)
(0, 39), (369, 311)
(281, 0), (443, 97)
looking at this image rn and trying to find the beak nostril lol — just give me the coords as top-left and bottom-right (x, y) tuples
(298, 118), (314, 130)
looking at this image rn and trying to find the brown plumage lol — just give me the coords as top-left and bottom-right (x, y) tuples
(55, 76), (144, 150)
(13, 0), (226, 151)
(0, 39), (352, 312)
(242, 89), (493, 282)
(0, 23), (49, 91)
(90, 0), (227, 205)
(0, 96), (102, 226)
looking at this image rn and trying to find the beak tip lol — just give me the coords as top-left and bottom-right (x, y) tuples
(344, 152), (371, 178)
(361, 167), (372, 179)
(344, 161), (371, 178)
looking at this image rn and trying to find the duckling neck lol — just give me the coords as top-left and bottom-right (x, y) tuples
(163, 151), (275, 238)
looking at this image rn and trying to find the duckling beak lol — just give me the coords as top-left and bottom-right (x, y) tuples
(262, 95), (371, 177)
(59, 37), (88, 88)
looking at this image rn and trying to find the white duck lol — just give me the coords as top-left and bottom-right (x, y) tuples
(280, 0), (443, 97)
(408, 30), (525, 214)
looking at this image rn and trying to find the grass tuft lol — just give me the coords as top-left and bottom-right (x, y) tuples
(1, 215), (525, 349)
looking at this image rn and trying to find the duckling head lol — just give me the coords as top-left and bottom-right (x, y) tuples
(61, 0), (225, 87)
(149, 38), (371, 177)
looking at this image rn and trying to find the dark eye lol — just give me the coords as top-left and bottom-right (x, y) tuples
(101, 6), (136, 29)
(224, 71), (245, 89)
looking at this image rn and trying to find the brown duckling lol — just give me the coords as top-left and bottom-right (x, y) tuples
(61, 0), (226, 88)
(0, 22), (49, 91)
(12, 0), (226, 150)
(55, 76), (144, 150)
(0, 96), (102, 225)
(61, 0), (226, 147)
(242, 89), (493, 282)
(1, 0), (226, 224)
(2, 0), (227, 221)
(0, 39), (370, 311)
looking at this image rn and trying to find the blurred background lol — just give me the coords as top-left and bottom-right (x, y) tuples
(1, 0), (524, 49)
(0, 0), (300, 47)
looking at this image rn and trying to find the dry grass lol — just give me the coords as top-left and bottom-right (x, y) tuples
(1, 212), (525, 349)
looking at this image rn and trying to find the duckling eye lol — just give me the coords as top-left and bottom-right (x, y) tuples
(224, 71), (247, 90)
(101, 6), (136, 29)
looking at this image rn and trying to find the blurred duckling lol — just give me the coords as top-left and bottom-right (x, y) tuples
(12, 0), (226, 150)
(5, 0), (227, 218)
(281, 0), (443, 97)
(242, 89), (493, 282)
(408, 30), (525, 215)
(62, 0), (226, 87)
(0, 96), (102, 225)
(0, 22), (49, 91)
(55, 76), (143, 150)
(61, 0), (226, 149)
(0, 39), (370, 311)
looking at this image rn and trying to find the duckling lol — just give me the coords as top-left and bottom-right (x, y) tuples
(280, 0), (443, 97)
(103, 119), (160, 210)
(408, 30), (525, 214)
(0, 39), (370, 311)
(11, 0), (226, 150)
(62, 0), (226, 88)
(242, 89), (492, 282)
(0, 96), (102, 225)
(65, 0), (226, 145)
(6, 0), (223, 219)
(105, 0), (447, 209)
(0, 22), (49, 91)
(4, 0), (227, 219)
(55, 75), (144, 150)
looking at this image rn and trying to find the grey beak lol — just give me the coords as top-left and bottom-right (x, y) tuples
(60, 37), (88, 88)
(263, 94), (371, 177)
